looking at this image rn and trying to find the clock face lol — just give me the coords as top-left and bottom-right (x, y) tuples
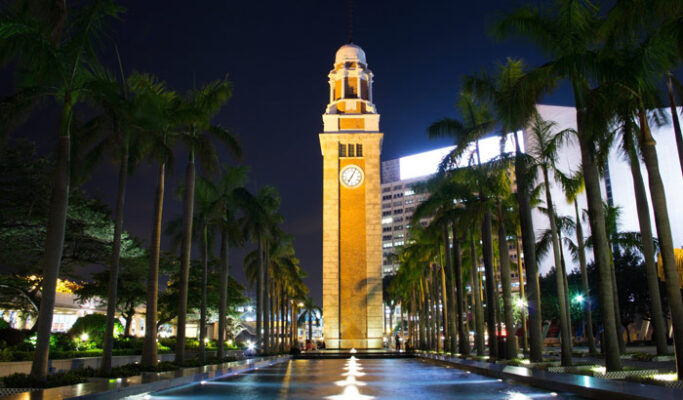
(340, 164), (364, 188)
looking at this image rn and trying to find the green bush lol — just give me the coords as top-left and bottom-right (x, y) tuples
(113, 336), (144, 350)
(159, 337), (204, 351)
(50, 332), (77, 351)
(2, 371), (85, 388)
(68, 314), (122, 348)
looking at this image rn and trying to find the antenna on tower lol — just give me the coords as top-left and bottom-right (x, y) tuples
(347, 0), (354, 43)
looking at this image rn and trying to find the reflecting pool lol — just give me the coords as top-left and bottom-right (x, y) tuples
(149, 358), (584, 399)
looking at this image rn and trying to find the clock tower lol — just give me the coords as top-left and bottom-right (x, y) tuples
(319, 43), (383, 349)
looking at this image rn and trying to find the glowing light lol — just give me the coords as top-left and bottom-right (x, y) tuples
(350, 348), (357, 354)
(506, 392), (531, 400)
(298, 302), (304, 307)
(398, 133), (522, 180)
(80, 333), (89, 342)
(335, 375), (367, 387)
(653, 373), (677, 381)
(247, 341), (255, 351)
(574, 294), (585, 304)
(200, 380), (207, 385)
(515, 298), (527, 309)
(381, 217), (393, 225)
(326, 385), (374, 400)
(204, 338), (209, 344)
(550, 393), (558, 397)
(227, 339), (233, 346)
(590, 366), (606, 374)
(520, 359), (531, 365)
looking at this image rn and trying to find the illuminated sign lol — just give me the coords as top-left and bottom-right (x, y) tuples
(398, 132), (523, 180)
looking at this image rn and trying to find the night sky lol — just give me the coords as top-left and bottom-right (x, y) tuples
(2, 1), (576, 304)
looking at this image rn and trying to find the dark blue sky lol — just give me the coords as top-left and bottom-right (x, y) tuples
(4, 1), (576, 304)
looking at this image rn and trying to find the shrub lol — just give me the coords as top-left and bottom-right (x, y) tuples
(50, 332), (77, 351)
(68, 314), (122, 348)
(2, 371), (85, 388)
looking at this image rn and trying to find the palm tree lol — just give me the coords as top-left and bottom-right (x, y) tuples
(211, 167), (250, 359)
(429, 93), (501, 358)
(525, 114), (574, 366)
(561, 173), (597, 354)
(494, 0), (622, 371)
(598, 8), (683, 374)
(79, 66), (151, 374)
(242, 186), (283, 353)
(462, 59), (553, 362)
(0, 0), (123, 381)
(614, 110), (669, 355)
(299, 296), (321, 343)
(174, 77), (240, 362)
(133, 74), (178, 367)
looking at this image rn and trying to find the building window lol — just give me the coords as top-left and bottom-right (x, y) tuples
(383, 227), (392, 232)
(393, 185), (403, 190)
(393, 193), (404, 198)
(356, 144), (363, 157)
(339, 143), (347, 157)
(382, 194), (392, 200)
(383, 242), (393, 248)
(382, 187), (391, 193)
(394, 233), (404, 239)
(394, 240), (404, 246)
(393, 209), (403, 215)
(382, 216), (393, 224)
(394, 225), (403, 231)
(348, 144), (355, 157)
(394, 216), (403, 223)
(383, 235), (392, 241)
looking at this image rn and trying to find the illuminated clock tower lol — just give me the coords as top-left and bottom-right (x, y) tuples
(320, 43), (383, 349)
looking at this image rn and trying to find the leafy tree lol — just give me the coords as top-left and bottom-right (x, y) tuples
(0, 0), (124, 381)
(74, 248), (148, 337)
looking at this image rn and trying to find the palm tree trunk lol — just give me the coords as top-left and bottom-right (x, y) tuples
(418, 281), (426, 350)
(637, 107), (683, 379)
(102, 137), (128, 374)
(513, 131), (543, 362)
(264, 241), (270, 353)
(308, 311), (313, 342)
(481, 211), (498, 358)
(452, 225), (468, 355)
(443, 225), (456, 354)
(470, 231), (485, 356)
(623, 116), (669, 356)
(607, 246), (626, 354)
(515, 230), (528, 355)
(496, 201), (516, 359)
(30, 116), (71, 381)
(542, 166), (573, 366)
(199, 225), (208, 362)
(666, 73), (683, 179)
(574, 201), (596, 354)
(576, 102), (621, 371)
(142, 158), (165, 366)
(256, 235), (263, 351)
(217, 227), (229, 360)
(175, 154), (195, 363)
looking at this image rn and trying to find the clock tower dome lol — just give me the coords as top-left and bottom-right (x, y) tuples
(319, 43), (383, 349)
